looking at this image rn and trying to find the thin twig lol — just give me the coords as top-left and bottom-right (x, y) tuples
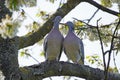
(73, 17), (95, 35)
(104, 47), (119, 55)
(73, 18), (120, 39)
(113, 50), (119, 73)
(96, 18), (106, 80)
(87, 8), (99, 23)
(73, 18), (118, 29)
(25, 52), (40, 64)
(49, 77), (52, 80)
(58, 0), (63, 8)
(22, 9), (36, 22)
(73, 8), (99, 35)
(105, 19), (120, 80)
(104, 50), (109, 55)
(73, 18), (95, 27)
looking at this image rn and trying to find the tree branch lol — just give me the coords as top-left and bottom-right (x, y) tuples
(84, 0), (120, 17)
(20, 61), (120, 80)
(96, 18), (106, 80)
(18, 0), (83, 49)
(87, 8), (99, 23)
(106, 19), (120, 80)
(73, 18), (120, 40)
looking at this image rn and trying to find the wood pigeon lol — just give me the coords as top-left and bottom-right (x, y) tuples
(43, 16), (64, 61)
(63, 21), (84, 64)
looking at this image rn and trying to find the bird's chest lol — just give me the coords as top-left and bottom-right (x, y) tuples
(65, 34), (78, 44)
(48, 32), (61, 41)
(47, 31), (62, 46)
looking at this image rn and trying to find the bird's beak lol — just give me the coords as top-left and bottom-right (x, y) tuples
(59, 23), (66, 26)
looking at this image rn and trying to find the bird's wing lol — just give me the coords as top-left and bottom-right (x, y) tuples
(58, 37), (64, 60)
(63, 46), (70, 61)
(43, 37), (48, 58)
(79, 39), (84, 63)
(63, 42), (67, 56)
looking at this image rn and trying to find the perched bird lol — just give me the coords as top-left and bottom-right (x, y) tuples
(43, 16), (64, 61)
(63, 21), (84, 64)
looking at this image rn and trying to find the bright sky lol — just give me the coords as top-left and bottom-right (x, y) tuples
(17, 0), (120, 80)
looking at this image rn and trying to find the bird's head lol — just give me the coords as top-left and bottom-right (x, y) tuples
(65, 21), (74, 32)
(53, 16), (62, 27)
(54, 16), (62, 22)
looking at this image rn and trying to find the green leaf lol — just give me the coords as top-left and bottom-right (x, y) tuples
(108, 67), (119, 73)
(32, 21), (39, 31)
(6, 0), (36, 11)
(86, 54), (103, 67)
(117, 14), (120, 18)
(75, 21), (85, 27)
(46, 0), (55, 3)
(20, 51), (25, 57)
(24, 0), (36, 7)
(40, 51), (44, 56)
(101, 0), (112, 7)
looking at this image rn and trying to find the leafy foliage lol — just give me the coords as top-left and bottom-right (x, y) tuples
(74, 20), (119, 47)
(100, 0), (120, 7)
(40, 51), (44, 56)
(108, 67), (119, 73)
(101, 0), (112, 7)
(25, 21), (40, 33)
(86, 54), (119, 73)
(5, 0), (36, 11)
(36, 10), (50, 20)
(86, 54), (103, 67)
(0, 14), (22, 39)
(46, 0), (57, 3)
(20, 49), (29, 58)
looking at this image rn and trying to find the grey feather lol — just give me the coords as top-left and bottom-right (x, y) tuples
(63, 21), (84, 64)
(43, 16), (64, 61)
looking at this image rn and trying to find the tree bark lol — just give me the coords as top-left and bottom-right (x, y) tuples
(20, 61), (120, 80)
(0, 38), (22, 80)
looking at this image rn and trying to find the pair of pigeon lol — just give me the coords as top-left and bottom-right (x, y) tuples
(43, 16), (84, 64)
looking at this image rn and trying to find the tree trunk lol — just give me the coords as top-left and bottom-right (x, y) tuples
(0, 38), (21, 80)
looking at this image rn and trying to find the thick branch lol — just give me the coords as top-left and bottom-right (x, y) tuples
(84, 0), (119, 17)
(18, 0), (83, 49)
(20, 61), (120, 80)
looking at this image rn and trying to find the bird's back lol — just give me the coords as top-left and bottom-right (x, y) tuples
(64, 32), (84, 64)
(64, 32), (79, 48)
(44, 28), (64, 61)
